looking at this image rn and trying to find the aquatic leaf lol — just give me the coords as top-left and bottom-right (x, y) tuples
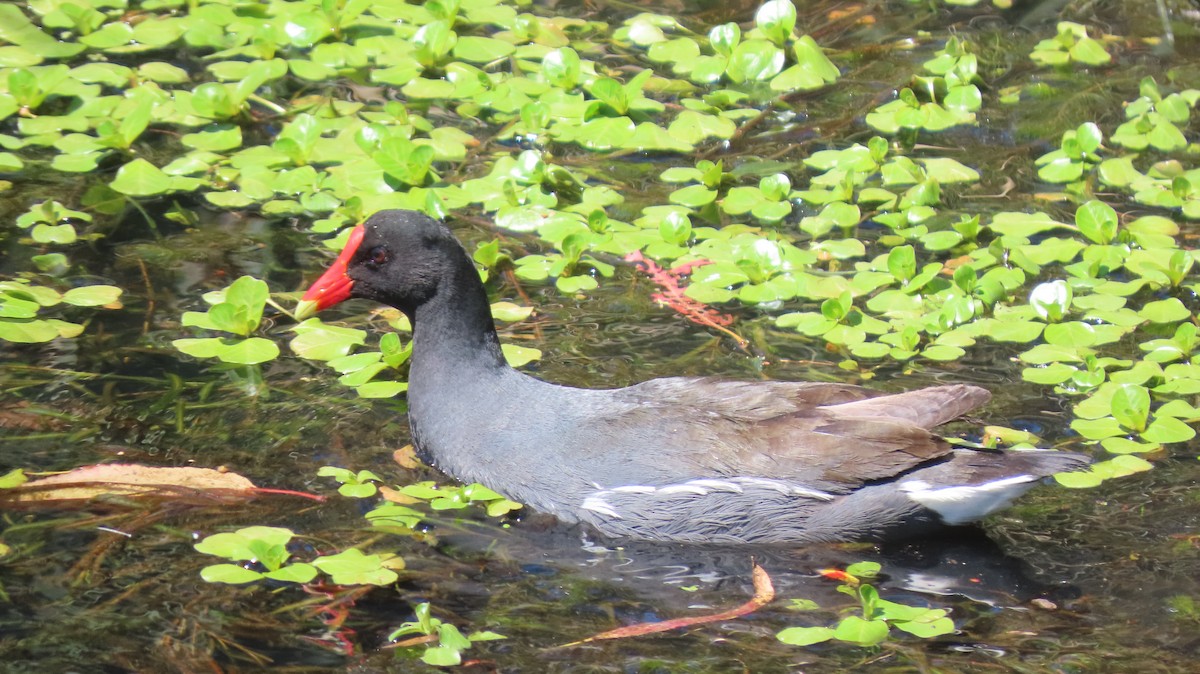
(0, 5), (86, 58)
(668, 110), (736, 145)
(1055, 456), (1152, 488)
(31, 224), (77, 244)
(670, 184), (718, 208)
(1140, 416), (1195, 444)
(893, 614), (955, 638)
(755, 0), (796, 46)
(1069, 36), (1111, 66)
(0, 151), (23, 172)
(833, 616), (889, 645)
(1139, 298), (1189, 323)
(200, 564), (264, 584)
(0, 320), (62, 343)
(356, 381), (408, 398)
(139, 62), (189, 83)
(453, 36), (515, 63)
(777, 626), (834, 646)
(312, 549), (400, 585)
(1070, 416), (1124, 440)
(191, 82), (238, 119)
(1110, 384), (1150, 432)
(491, 302), (533, 322)
(264, 563), (319, 583)
(197, 526), (294, 559)
(110, 158), (172, 196)
(1101, 437), (1160, 454)
(708, 23), (740, 57)
(919, 158), (979, 183)
(649, 37), (700, 69)
(1098, 156), (1141, 186)
(658, 210), (692, 245)
(1155, 399), (1200, 421)
(887, 245), (917, 283)
(1044, 322), (1098, 348)
(61, 285), (122, 307)
(501, 343), (542, 367)
(726, 39), (784, 83)
(182, 123), (242, 152)
(1029, 280), (1071, 322)
(542, 47), (581, 89)
(422, 645), (462, 666)
(1076, 200), (1118, 244)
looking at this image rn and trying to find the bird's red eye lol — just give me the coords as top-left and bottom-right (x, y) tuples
(368, 246), (389, 266)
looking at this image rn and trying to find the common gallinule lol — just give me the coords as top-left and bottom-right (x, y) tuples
(295, 210), (1088, 545)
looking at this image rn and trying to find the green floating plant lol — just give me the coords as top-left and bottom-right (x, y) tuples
(1111, 77), (1200, 152)
(318, 466), (385, 498)
(1030, 21), (1112, 67)
(1036, 122), (1103, 184)
(173, 275), (280, 365)
(290, 317), (404, 396)
(0, 278), (122, 344)
(1069, 382), (1197, 455)
(311, 548), (402, 585)
(194, 525), (401, 586)
(722, 173), (793, 223)
(636, 0), (838, 93)
(510, 237), (614, 293)
(866, 37), (981, 134)
(361, 480), (522, 535)
(15, 200), (90, 245)
(777, 562), (955, 647)
(1054, 455), (1154, 489)
(388, 602), (505, 666)
(194, 526), (318, 584)
(315, 463), (525, 534)
(390, 481), (522, 518)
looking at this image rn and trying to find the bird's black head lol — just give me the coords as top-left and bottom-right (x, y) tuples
(296, 210), (471, 319)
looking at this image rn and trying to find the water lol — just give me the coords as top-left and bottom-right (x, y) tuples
(4, 0), (1200, 671)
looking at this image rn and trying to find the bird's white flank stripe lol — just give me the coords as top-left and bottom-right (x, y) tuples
(581, 495), (620, 519)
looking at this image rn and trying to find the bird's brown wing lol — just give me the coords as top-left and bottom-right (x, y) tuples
(615, 377), (881, 419)
(606, 379), (991, 491)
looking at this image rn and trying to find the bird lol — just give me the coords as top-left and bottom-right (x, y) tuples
(294, 210), (1089, 545)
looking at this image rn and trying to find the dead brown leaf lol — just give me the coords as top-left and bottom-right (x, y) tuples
(392, 444), (421, 469)
(3, 464), (256, 505)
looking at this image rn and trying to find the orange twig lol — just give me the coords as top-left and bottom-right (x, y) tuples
(562, 563), (774, 645)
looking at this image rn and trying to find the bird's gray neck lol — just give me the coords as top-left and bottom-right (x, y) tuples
(403, 260), (523, 474)
(400, 257), (579, 511)
(408, 261), (509, 380)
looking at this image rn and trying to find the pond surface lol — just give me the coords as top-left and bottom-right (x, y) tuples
(2, 0), (1200, 672)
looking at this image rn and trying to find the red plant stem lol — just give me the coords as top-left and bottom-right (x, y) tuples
(625, 251), (748, 349)
(253, 487), (326, 502)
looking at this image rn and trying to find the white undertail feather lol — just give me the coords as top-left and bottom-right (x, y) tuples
(899, 475), (1038, 525)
